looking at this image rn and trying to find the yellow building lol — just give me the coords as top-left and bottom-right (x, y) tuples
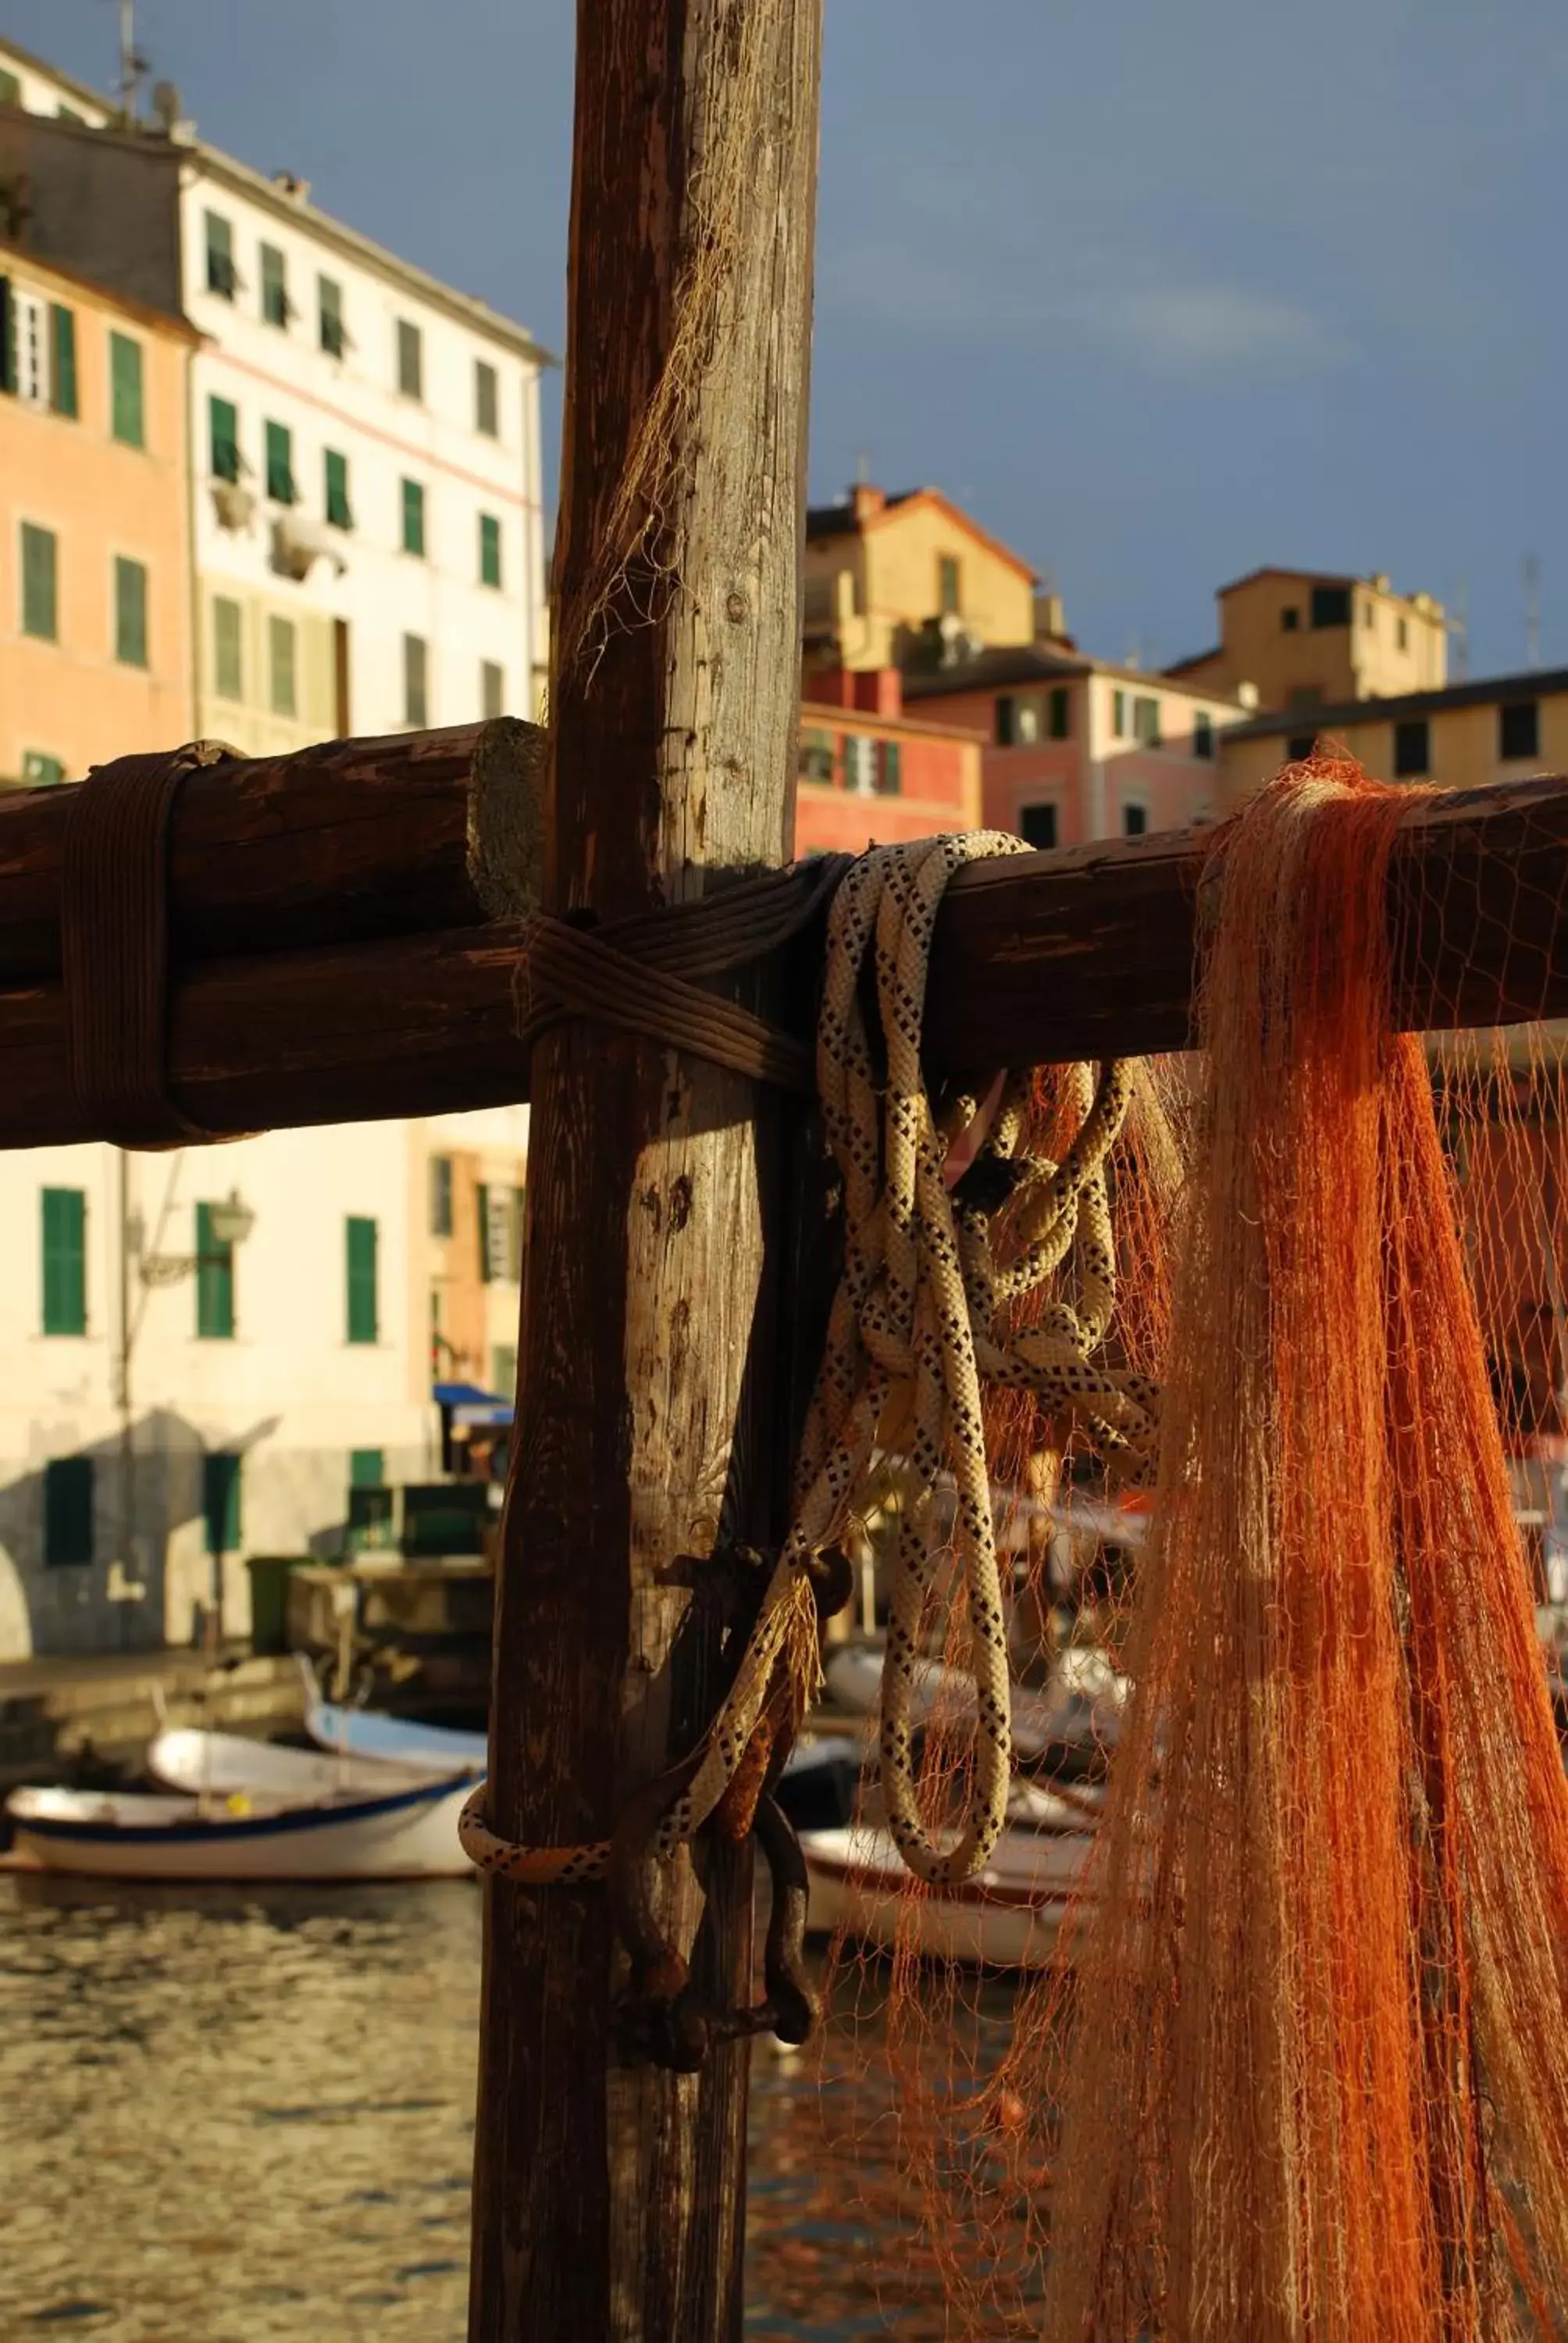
(1168, 566), (1447, 715)
(0, 248), (197, 785)
(1217, 665), (1568, 807)
(802, 482), (1037, 677)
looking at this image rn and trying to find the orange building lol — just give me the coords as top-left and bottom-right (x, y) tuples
(795, 668), (983, 854)
(0, 247), (197, 786)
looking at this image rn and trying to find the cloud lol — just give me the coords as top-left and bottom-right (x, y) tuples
(1111, 284), (1338, 371)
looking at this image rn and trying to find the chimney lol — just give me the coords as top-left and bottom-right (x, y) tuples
(850, 483), (886, 525)
(1034, 590), (1068, 644)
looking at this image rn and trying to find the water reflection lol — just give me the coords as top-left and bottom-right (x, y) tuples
(0, 1878), (999, 2340)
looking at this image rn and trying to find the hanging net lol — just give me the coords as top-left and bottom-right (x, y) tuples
(811, 756), (1568, 2341)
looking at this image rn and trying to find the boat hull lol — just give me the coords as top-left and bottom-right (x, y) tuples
(6, 1781), (476, 1882)
(801, 1823), (1092, 1968)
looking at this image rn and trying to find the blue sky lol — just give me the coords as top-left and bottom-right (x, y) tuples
(6, 0), (1565, 676)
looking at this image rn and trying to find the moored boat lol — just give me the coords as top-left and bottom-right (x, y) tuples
(800, 1815), (1095, 1969)
(5, 1778), (476, 1882)
(300, 1667), (489, 1777)
(147, 1725), (458, 1803)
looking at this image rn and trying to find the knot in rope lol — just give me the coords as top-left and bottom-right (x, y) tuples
(460, 830), (1156, 1891)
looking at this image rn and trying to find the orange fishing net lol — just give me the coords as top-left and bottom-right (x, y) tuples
(816, 758), (1568, 2340)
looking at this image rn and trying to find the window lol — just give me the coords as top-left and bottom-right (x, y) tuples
(475, 358), (499, 437)
(404, 633), (429, 727)
(995, 694), (1016, 747)
(1132, 695), (1161, 747)
(843, 735), (876, 794)
(1363, 601), (1376, 629)
(56, 106), (86, 126)
(1048, 686), (1071, 740)
(22, 751), (65, 788)
(269, 614), (297, 716)
(20, 522), (58, 640)
(1499, 701), (1540, 762)
(41, 1188), (86, 1335)
(938, 555), (961, 615)
(876, 739), (902, 796)
(798, 727), (834, 784)
(1021, 803), (1058, 851)
(260, 243), (289, 329)
(50, 305), (77, 418)
(350, 1448), (385, 1489)
(1287, 731), (1317, 763)
(265, 419), (296, 504)
(322, 447), (352, 531)
(212, 596), (243, 701)
(1393, 719), (1430, 779)
(1111, 689), (1127, 738)
(0, 70), (20, 106)
(492, 1344), (518, 1399)
(205, 210), (237, 299)
(1397, 616), (1409, 652)
(9, 289), (48, 406)
(1192, 709), (1215, 760)
(481, 660), (505, 720)
(479, 512), (502, 589)
(347, 1216), (380, 1343)
(429, 1154), (454, 1237)
(401, 477), (426, 556)
(114, 556), (148, 669)
(318, 274), (344, 357)
(44, 1458), (94, 1568)
(1310, 583), (1352, 629)
(1122, 801), (1149, 838)
(396, 317), (423, 399)
(209, 394), (241, 483)
(1015, 701), (1040, 744)
(109, 333), (144, 448)
(202, 1453), (242, 1557)
(195, 1201), (235, 1339)
(1281, 606), (1301, 633)
(477, 1184), (523, 1284)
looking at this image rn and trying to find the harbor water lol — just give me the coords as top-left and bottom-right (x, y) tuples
(0, 1874), (1017, 2340)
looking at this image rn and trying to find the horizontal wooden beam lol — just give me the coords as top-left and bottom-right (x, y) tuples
(0, 719), (541, 983)
(0, 772), (1563, 1148)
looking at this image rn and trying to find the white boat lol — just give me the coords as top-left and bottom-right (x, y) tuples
(5, 1778), (477, 1882)
(822, 1643), (1124, 1771)
(800, 1814), (1095, 1968)
(299, 1666), (489, 1777)
(146, 1726), (456, 1803)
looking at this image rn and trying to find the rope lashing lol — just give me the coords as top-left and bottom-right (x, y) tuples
(459, 830), (1157, 1890)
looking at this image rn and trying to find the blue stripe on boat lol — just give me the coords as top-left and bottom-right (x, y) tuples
(15, 1777), (467, 1846)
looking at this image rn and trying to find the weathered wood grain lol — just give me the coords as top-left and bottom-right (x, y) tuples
(466, 9), (824, 2342)
(0, 719), (540, 981)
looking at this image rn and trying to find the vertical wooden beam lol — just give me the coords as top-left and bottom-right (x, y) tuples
(467, 5), (823, 2339)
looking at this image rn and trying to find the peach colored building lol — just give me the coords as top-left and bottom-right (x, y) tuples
(905, 645), (1249, 847)
(795, 669), (983, 854)
(0, 246), (197, 786)
(802, 482), (1038, 681)
(1167, 565), (1447, 715)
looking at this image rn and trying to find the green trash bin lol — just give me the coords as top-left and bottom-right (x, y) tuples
(245, 1555), (310, 1655)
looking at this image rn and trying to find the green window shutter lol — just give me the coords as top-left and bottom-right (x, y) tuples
(22, 751), (65, 788)
(0, 70), (20, 107)
(878, 739), (902, 795)
(319, 275), (344, 357)
(1048, 686), (1070, 740)
(0, 276), (15, 394)
(109, 332), (144, 447)
(205, 210), (236, 298)
(429, 1155), (453, 1236)
(346, 1216), (379, 1344)
(260, 244), (288, 328)
(202, 1453), (242, 1555)
(479, 512), (501, 588)
(41, 1187), (86, 1335)
(44, 1457), (94, 1567)
(209, 395), (239, 483)
(49, 305), (77, 419)
(269, 615), (297, 715)
(195, 1202), (235, 1339)
(475, 359), (498, 436)
(324, 448), (351, 529)
(491, 1344), (518, 1398)
(476, 1183), (491, 1282)
(401, 477), (425, 556)
(403, 633), (428, 726)
(1111, 689), (1126, 738)
(397, 318), (422, 398)
(265, 420), (295, 504)
(481, 660), (504, 720)
(212, 596), (243, 700)
(349, 1446), (385, 1489)
(20, 522), (58, 640)
(114, 556), (148, 668)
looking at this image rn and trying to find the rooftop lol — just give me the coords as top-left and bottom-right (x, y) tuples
(906, 642), (1246, 706)
(1227, 664), (1568, 741)
(804, 484), (1037, 583)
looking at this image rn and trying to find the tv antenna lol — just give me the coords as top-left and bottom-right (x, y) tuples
(112, 0), (149, 121)
(1447, 580), (1470, 683)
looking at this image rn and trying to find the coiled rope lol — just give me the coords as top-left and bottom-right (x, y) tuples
(459, 831), (1156, 1889)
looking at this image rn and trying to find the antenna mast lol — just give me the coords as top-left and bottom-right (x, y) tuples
(116, 1), (147, 121)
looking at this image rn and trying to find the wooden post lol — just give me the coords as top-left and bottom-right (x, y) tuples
(467, 6), (823, 2340)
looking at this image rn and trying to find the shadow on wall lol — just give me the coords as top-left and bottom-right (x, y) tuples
(0, 1409), (276, 1664)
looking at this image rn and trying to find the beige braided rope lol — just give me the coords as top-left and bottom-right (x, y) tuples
(459, 833), (1156, 1888)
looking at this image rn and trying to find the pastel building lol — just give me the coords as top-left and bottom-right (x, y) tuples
(795, 668), (983, 854)
(0, 245), (196, 786)
(802, 482), (1039, 680)
(906, 644), (1249, 847)
(1217, 666), (1568, 809)
(1167, 565), (1448, 715)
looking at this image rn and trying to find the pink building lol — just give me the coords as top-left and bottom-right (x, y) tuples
(794, 667), (983, 855)
(904, 645), (1249, 847)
